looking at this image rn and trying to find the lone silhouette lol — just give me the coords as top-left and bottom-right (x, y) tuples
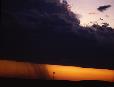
(53, 72), (55, 80)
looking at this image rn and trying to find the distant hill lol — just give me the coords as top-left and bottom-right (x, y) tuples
(0, 77), (113, 87)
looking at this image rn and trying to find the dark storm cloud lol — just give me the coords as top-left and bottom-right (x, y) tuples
(97, 5), (111, 12)
(1, 0), (114, 69)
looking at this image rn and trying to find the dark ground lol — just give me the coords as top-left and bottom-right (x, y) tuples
(0, 77), (113, 87)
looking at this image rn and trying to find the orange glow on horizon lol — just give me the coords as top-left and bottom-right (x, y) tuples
(0, 60), (113, 82)
(46, 64), (114, 82)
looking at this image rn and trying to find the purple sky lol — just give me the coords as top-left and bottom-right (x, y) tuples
(66, 0), (114, 28)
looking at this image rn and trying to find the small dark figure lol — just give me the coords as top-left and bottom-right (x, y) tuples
(53, 72), (55, 80)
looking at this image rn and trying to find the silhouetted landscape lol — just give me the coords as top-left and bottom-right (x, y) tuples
(1, 0), (114, 86)
(0, 77), (114, 87)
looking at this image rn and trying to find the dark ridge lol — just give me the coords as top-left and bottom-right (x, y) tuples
(0, 77), (113, 87)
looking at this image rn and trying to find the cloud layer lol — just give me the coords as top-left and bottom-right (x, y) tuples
(97, 5), (111, 12)
(1, 0), (114, 69)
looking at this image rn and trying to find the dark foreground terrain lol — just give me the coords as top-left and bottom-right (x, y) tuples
(0, 77), (113, 87)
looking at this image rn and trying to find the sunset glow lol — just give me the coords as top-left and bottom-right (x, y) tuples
(46, 64), (114, 82)
(0, 60), (113, 82)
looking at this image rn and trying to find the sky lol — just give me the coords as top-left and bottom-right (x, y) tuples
(0, 60), (114, 82)
(67, 0), (114, 28)
(1, 0), (114, 70)
(47, 64), (114, 82)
